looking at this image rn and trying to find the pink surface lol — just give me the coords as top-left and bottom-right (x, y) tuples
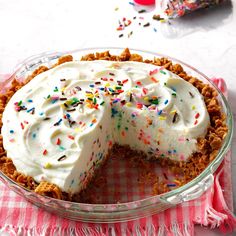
(0, 76), (235, 235)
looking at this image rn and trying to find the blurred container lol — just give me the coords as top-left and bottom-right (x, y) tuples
(160, 0), (225, 17)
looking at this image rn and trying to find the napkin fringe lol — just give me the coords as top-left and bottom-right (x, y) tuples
(2, 218), (235, 236)
(0, 223), (195, 236)
(106, 222), (194, 235)
(0, 225), (107, 236)
(206, 207), (228, 228)
(198, 205), (236, 234)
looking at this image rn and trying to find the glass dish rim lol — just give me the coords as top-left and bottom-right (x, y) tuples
(0, 46), (233, 212)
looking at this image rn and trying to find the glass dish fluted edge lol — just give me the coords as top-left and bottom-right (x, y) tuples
(0, 47), (233, 223)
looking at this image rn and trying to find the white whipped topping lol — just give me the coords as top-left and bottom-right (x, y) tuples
(2, 61), (210, 194)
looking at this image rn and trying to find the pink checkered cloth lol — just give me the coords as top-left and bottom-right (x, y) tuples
(0, 75), (235, 235)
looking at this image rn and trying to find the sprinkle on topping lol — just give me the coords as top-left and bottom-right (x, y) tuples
(143, 22), (150, 27)
(53, 87), (59, 92)
(93, 98), (97, 105)
(121, 130), (126, 137)
(27, 107), (35, 114)
(172, 112), (179, 123)
(75, 86), (82, 91)
(128, 31), (133, 39)
(149, 68), (158, 76)
(68, 135), (75, 140)
(59, 146), (66, 151)
(20, 122), (24, 130)
(167, 183), (176, 187)
(142, 88), (148, 95)
(43, 117), (51, 121)
(124, 19), (132, 27)
(51, 96), (59, 104)
(60, 97), (67, 101)
(195, 113), (200, 119)
(43, 149), (48, 155)
(71, 98), (79, 105)
(53, 118), (62, 126)
(194, 120), (198, 125)
(60, 78), (66, 81)
(159, 116), (166, 120)
(112, 99), (119, 104)
(10, 130), (14, 134)
(138, 9), (146, 13)
(56, 138), (61, 145)
(27, 99), (33, 103)
(66, 108), (76, 112)
(163, 172), (168, 180)
(58, 155), (67, 162)
(151, 99), (159, 105)
(189, 91), (194, 98)
(75, 127), (80, 132)
(14, 101), (27, 112)
(192, 105), (196, 110)
(153, 14), (165, 21)
(72, 102), (83, 107)
(160, 70), (166, 75)
(164, 99), (168, 105)
(172, 93), (177, 97)
(150, 77), (158, 83)
(44, 163), (52, 169)
(111, 108), (118, 117)
(69, 120), (76, 127)
(120, 100), (126, 106)
(129, 93), (133, 102)
(108, 88), (114, 93)
(136, 103), (143, 109)
(117, 25), (123, 31)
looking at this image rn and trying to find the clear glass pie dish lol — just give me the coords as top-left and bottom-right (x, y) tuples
(0, 47), (233, 223)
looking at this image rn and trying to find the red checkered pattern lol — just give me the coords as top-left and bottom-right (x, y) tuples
(0, 76), (235, 235)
